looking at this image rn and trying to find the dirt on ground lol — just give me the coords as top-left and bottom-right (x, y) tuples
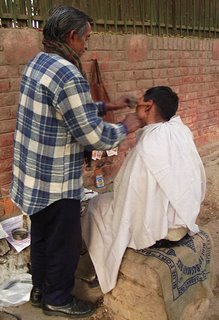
(1, 142), (219, 320)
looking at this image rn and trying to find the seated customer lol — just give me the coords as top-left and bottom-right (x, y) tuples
(81, 86), (206, 294)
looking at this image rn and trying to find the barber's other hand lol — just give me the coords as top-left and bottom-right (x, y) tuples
(122, 113), (142, 134)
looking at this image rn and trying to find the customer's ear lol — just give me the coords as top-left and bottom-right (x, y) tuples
(144, 99), (153, 111)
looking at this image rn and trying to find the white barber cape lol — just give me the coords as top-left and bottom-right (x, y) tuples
(81, 116), (206, 294)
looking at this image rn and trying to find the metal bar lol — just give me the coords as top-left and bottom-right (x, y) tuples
(0, 0), (5, 17)
(114, 0), (118, 32)
(166, 0), (168, 35)
(187, 0), (190, 36)
(203, 0), (206, 37)
(208, 0), (211, 37)
(92, 0), (97, 31)
(142, 0), (145, 33)
(133, 0), (136, 33)
(150, 0), (153, 34)
(11, 0), (17, 27)
(214, 0), (217, 37)
(124, 0), (127, 32)
(157, 0), (160, 35)
(26, 0), (32, 28)
(172, 0), (176, 35)
(192, 0), (195, 36)
(104, 0), (107, 32)
(198, 0), (201, 37)
(180, 0), (182, 36)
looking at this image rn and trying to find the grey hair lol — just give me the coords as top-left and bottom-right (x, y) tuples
(43, 5), (93, 42)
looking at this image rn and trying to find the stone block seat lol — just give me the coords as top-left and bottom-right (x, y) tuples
(104, 229), (216, 320)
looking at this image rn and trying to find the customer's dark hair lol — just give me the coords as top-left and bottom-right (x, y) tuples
(43, 5), (93, 42)
(144, 86), (179, 120)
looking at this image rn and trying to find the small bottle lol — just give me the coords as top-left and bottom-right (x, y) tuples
(95, 168), (105, 188)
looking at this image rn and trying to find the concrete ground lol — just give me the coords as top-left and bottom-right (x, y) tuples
(0, 141), (219, 320)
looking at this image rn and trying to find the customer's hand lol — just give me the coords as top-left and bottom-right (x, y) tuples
(122, 113), (142, 134)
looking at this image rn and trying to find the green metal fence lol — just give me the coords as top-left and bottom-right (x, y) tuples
(0, 0), (218, 38)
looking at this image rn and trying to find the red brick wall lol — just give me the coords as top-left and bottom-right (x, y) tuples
(0, 29), (219, 219)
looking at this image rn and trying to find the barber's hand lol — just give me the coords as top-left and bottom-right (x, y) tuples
(105, 95), (138, 111)
(122, 113), (142, 134)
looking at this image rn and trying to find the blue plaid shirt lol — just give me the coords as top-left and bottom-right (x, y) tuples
(11, 52), (127, 215)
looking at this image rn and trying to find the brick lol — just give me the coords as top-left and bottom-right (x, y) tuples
(142, 69), (152, 79)
(102, 72), (114, 81)
(117, 81), (136, 92)
(0, 106), (17, 121)
(116, 36), (127, 51)
(100, 61), (122, 72)
(83, 50), (113, 62)
(0, 119), (16, 134)
(0, 171), (12, 186)
(163, 37), (169, 50)
(0, 133), (14, 147)
(0, 145), (13, 160)
(0, 93), (16, 107)
(136, 79), (154, 90)
(126, 35), (147, 62)
(102, 35), (115, 51)
(18, 65), (26, 76)
(113, 71), (125, 81)
(0, 66), (9, 79)
(87, 34), (104, 50)
(0, 80), (10, 93)
(157, 59), (172, 68)
(125, 70), (145, 80)
(207, 118), (218, 126)
(0, 158), (12, 173)
(0, 35), (3, 51)
(212, 41), (219, 60)
(1, 184), (11, 196)
(81, 61), (92, 74)
(113, 51), (125, 61)
(0, 65), (18, 79)
(3, 29), (40, 65)
(3, 196), (20, 217)
(153, 78), (169, 86)
(10, 78), (21, 92)
(102, 82), (116, 94)
(0, 52), (6, 66)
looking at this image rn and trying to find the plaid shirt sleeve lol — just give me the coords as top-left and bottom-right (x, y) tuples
(57, 76), (127, 150)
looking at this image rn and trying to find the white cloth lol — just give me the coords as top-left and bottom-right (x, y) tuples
(81, 116), (206, 293)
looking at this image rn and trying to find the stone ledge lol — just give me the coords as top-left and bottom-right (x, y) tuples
(104, 231), (216, 320)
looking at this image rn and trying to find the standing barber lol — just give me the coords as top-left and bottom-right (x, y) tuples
(10, 5), (141, 318)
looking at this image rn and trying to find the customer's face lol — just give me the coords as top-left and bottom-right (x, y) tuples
(67, 23), (91, 57)
(136, 96), (147, 123)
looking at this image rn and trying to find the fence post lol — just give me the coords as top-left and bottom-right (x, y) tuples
(171, 0), (177, 35)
